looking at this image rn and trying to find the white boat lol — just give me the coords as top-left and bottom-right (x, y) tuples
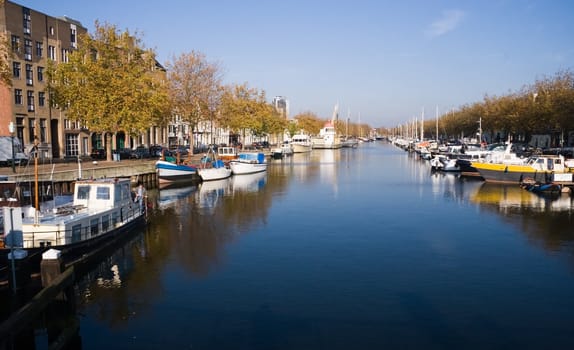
(271, 142), (294, 159)
(155, 160), (197, 184)
(311, 105), (342, 149)
(197, 147), (233, 181)
(311, 121), (342, 149)
(430, 154), (460, 172)
(290, 134), (312, 153)
(229, 152), (267, 175)
(197, 158), (232, 181)
(341, 137), (359, 148)
(2, 177), (146, 259)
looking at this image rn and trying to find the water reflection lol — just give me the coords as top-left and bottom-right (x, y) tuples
(196, 178), (231, 211)
(470, 183), (574, 212)
(231, 172), (267, 193)
(468, 182), (574, 251)
(157, 183), (197, 210)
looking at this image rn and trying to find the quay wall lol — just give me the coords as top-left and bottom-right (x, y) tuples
(0, 159), (161, 193)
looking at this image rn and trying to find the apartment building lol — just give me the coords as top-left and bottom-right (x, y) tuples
(0, 0), (90, 158)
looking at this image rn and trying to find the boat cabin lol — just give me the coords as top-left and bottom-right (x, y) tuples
(526, 155), (567, 172)
(217, 146), (238, 161)
(19, 178), (142, 249)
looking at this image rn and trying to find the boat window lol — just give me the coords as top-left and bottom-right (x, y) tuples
(121, 183), (130, 201)
(72, 224), (82, 243)
(77, 186), (90, 200)
(112, 211), (119, 226)
(96, 186), (110, 200)
(102, 215), (110, 231)
(90, 218), (99, 236)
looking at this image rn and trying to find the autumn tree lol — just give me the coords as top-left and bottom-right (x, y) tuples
(48, 22), (169, 160)
(293, 112), (323, 135)
(166, 51), (223, 146)
(0, 26), (11, 86)
(220, 83), (273, 143)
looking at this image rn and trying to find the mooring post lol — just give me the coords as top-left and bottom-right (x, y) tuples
(41, 249), (64, 289)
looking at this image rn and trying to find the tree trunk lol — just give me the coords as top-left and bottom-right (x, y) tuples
(106, 132), (113, 162)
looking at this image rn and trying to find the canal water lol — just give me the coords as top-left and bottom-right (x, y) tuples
(48, 142), (574, 348)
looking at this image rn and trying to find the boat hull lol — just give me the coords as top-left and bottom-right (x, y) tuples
(156, 160), (198, 184)
(230, 161), (267, 175)
(473, 162), (555, 184)
(311, 140), (342, 149)
(197, 167), (232, 181)
(291, 144), (312, 153)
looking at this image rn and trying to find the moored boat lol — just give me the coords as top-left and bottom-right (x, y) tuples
(1, 177), (146, 266)
(197, 159), (232, 181)
(473, 154), (574, 184)
(291, 134), (312, 153)
(155, 160), (198, 184)
(311, 121), (342, 149)
(197, 147), (233, 181)
(229, 153), (267, 175)
(271, 142), (294, 159)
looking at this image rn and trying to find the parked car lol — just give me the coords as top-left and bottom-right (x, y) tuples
(90, 148), (106, 160)
(170, 145), (189, 156)
(132, 146), (151, 159)
(114, 148), (137, 160)
(252, 141), (270, 149)
(150, 145), (174, 158)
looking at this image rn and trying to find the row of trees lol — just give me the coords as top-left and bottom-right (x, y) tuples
(390, 70), (574, 144)
(47, 23), (296, 160)
(45, 22), (378, 160)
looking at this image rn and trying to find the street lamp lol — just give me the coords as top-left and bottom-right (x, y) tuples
(8, 121), (15, 173)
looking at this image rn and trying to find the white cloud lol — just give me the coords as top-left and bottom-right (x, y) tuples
(426, 10), (465, 38)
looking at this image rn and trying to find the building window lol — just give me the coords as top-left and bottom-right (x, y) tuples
(36, 41), (43, 57)
(11, 35), (20, 53)
(48, 46), (56, 60)
(28, 118), (35, 141)
(23, 8), (31, 34)
(27, 91), (34, 112)
(40, 119), (46, 142)
(16, 118), (24, 149)
(25, 64), (33, 85)
(66, 134), (79, 156)
(37, 67), (44, 82)
(49, 26), (54, 36)
(61, 49), (69, 63)
(38, 92), (45, 107)
(70, 27), (77, 48)
(93, 133), (103, 149)
(24, 39), (32, 61)
(13, 62), (21, 79)
(15, 89), (23, 105)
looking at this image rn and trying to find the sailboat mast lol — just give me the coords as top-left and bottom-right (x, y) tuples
(435, 105), (439, 141)
(421, 107), (425, 141)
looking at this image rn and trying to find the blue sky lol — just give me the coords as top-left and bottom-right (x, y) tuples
(16, 0), (574, 127)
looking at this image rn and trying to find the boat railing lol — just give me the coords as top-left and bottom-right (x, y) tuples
(20, 206), (142, 249)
